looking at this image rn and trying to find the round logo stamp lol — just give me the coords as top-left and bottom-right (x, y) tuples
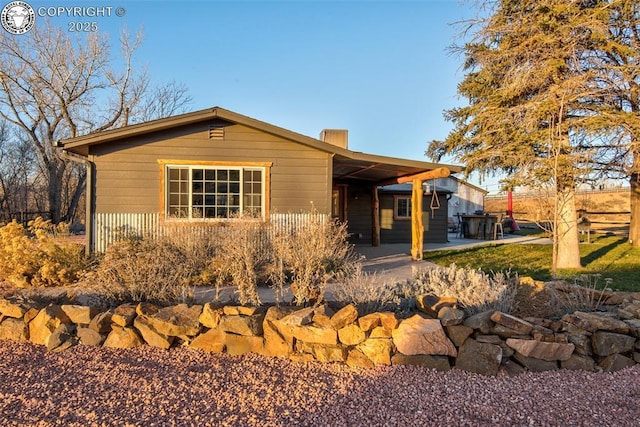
(1, 1), (35, 34)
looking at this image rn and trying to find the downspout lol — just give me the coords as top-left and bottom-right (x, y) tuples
(60, 148), (93, 256)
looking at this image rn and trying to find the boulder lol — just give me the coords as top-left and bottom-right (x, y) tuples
(0, 317), (29, 341)
(357, 338), (393, 365)
(133, 315), (174, 349)
(512, 352), (558, 372)
(455, 338), (502, 376)
(378, 312), (399, 330)
(190, 328), (226, 353)
(568, 334), (592, 356)
(338, 324), (366, 346)
(506, 338), (575, 361)
(199, 303), (223, 328)
(358, 313), (381, 332)
(76, 327), (105, 346)
(225, 334), (263, 356)
(46, 324), (76, 352)
(438, 307), (465, 326)
(111, 304), (137, 327)
(369, 326), (393, 339)
(23, 307), (40, 324)
(464, 311), (494, 334)
(346, 348), (374, 369)
(147, 304), (202, 337)
(29, 305), (72, 346)
(391, 353), (450, 371)
(312, 345), (347, 363)
(490, 312), (533, 335)
(445, 325), (474, 347)
(623, 319), (640, 338)
(89, 311), (112, 334)
(330, 304), (359, 330)
(0, 298), (28, 318)
(219, 313), (264, 336)
(262, 306), (296, 357)
(562, 311), (629, 334)
(292, 325), (337, 345)
(560, 354), (595, 371)
(61, 304), (99, 325)
(416, 294), (458, 318)
(599, 353), (636, 372)
(591, 331), (636, 357)
(312, 305), (335, 328)
(103, 326), (143, 349)
(392, 315), (457, 357)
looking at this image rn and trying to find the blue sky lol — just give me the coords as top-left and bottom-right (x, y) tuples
(26, 0), (503, 193)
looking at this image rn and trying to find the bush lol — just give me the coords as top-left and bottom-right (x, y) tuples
(332, 264), (405, 314)
(0, 218), (88, 288)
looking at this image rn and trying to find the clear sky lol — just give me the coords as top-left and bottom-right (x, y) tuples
(26, 0), (503, 193)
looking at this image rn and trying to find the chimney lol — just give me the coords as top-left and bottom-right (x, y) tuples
(319, 129), (348, 149)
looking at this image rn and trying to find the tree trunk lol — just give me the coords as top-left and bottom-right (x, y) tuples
(630, 172), (640, 247)
(555, 187), (582, 270)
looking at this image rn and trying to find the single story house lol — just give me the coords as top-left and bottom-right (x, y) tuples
(60, 107), (461, 254)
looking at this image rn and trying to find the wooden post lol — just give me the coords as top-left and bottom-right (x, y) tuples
(372, 185), (380, 246)
(411, 178), (424, 260)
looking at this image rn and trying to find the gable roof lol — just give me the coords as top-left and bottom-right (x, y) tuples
(60, 106), (462, 183)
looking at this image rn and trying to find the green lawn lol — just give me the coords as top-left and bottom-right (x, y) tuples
(425, 234), (640, 292)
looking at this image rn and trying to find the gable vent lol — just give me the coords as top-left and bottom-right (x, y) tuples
(209, 123), (225, 140)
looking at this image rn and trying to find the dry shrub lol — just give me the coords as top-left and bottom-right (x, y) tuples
(85, 237), (195, 305)
(0, 218), (88, 288)
(549, 274), (609, 316)
(332, 263), (404, 314)
(409, 264), (519, 315)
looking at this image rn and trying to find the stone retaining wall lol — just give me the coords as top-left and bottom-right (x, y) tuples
(1, 294), (639, 376)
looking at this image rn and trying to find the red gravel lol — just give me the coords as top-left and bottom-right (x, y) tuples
(0, 340), (638, 426)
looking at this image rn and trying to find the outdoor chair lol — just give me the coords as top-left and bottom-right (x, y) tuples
(492, 214), (504, 240)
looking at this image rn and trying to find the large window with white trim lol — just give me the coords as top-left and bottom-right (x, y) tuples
(166, 165), (265, 219)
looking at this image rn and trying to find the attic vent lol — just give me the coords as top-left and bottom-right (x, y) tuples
(209, 123), (225, 140)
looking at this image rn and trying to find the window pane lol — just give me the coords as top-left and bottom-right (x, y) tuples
(193, 195), (203, 206)
(230, 182), (240, 193)
(192, 182), (203, 193)
(192, 169), (203, 180)
(217, 207), (227, 218)
(217, 182), (228, 193)
(218, 170), (228, 181)
(205, 208), (216, 218)
(229, 170), (239, 181)
(205, 169), (216, 180)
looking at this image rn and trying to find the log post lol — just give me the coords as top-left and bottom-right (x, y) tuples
(372, 185), (380, 247)
(411, 178), (424, 260)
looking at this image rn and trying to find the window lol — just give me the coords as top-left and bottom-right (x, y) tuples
(166, 165), (265, 219)
(394, 196), (411, 220)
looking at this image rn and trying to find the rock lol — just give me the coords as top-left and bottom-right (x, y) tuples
(89, 311), (112, 334)
(199, 303), (223, 328)
(561, 354), (595, 371)
(29, 305), (72, 346)
(23, 307), (39, 324)
(358, 313), (381, 332)
(330, 304), (359, 330)
(111, 303), (137, 327)
(279, 307), (315, 326)
(591, 331), (636, 357)
(562, 322), (591, 336)
(392, 315), (457, 357)
(223, 305), (262, 316)
(190, 328), (226, 353)
(445, 325), (474, 347)
(634, 352), (640, 363)
(533, 332), (567, 343)
(338, 324), (366, 346)
(346, 348), (374, 368)
(512, 352), (558, 372)
(103, 326), (143, 349)
(136, 302), (159, 317)
(624, 319), (640, 338)
(567, 334), (592, 356)
(262, 306), (296, 357)
(312, 345), (347, 363)
(369, 326), (392, 338)
(76, 327), (105, 346)
(0, 298), (28, 318)
(464, 311), (494, 334)
(378, 312), (399, 330)
(438, 307), (465, 326)
(599, 353), (636, 372)
(499, 360), (527, 377)
(46, 324), (75, 351)
(61, 304), (98, 325)
(133, 315), (174, 349)
(562, 311), (629, 334)
(492, 324), (526, 339)
(0, 317), (29, 341)
(476, 335), (503, 345)
(391, 353), (450, 371)
(416, 294), (458, 318)
(455, 338), (502, 376)
(312, 305), (335, 328)
(225, 334), (263, 356)
(219, 313), (264, 336)
(288, 353), (316, 363)
(292, 325), (337, 345)
(357, 338), (393, 365)
(147, 304), (202, 337)
(506, 338), (574, 361)
(490, 312), (533, 335)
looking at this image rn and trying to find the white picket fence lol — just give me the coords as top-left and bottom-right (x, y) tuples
(93, 212), (328, 253)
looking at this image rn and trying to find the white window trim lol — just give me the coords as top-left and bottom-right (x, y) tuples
(394, 195), (412, 221)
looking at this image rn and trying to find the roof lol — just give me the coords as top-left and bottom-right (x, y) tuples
(60, 106), (462, 183)
(379, 183), (453, 194)
(448, 175), (488, 195)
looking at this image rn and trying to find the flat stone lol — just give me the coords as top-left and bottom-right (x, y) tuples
(0, 298), (28, 318)
(358, 313), (381, 331)
(561, 354), (595, 371)
(393, 315), (457, 357)
(338, 324), (366, 346)
(147, 304), (202, 337)
(29, 305), (72, 346)
(46, 324), (75, 351)
(190, 328), (226, 353)
(89, 311), (112, 334)
(357, 338), (393, 365)
(103, 326), (143, 348)
(225, 334), (263, 356)
(330, 304), (359, 330)
(292, 325), (337, 345)
(111, 303), (137, 327)
(134, 315), (174, 349)
(445, 325), (474, 347)
(476, 335), (503, 345)
(464, 311), (494, 334)
(416, 294), (458, 318)
(0, 317), (28, 341)
(438, 307), (465, 326)
(562, 322), (591, 336)
(279, 307), (315, 326)
(61, 305), (98, 325)
(491, 312), (533, 335)
(346, 348), (374, 368)
(562, 311), (629, 334)
(76, 327), (105, 346)
(506, 338), (575, 361)
(223, 305), (262, 316)
(219, 313), (264, 336)
(391, 353), (450, 371)
(492, 324), (525, 339)
(199, 303), (222, 328)
(513, 352), (558, 372)
(455, 338), (502, 376)
(23, 307), (39, 324)
(591, 331), (636, 357)
(312, 345), (347, 363)
(599, 353), (636, 372)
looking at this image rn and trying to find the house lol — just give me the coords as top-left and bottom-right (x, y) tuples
(436, 176), (488, 218)
(60, 107), (461, 254)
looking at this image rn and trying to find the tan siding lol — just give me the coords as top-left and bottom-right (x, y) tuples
(91, 123), (331, 214)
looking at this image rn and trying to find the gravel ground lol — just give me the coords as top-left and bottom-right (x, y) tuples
(1, 341), (639, 426)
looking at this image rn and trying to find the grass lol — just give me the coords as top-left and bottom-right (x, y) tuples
(425, 233), (640, 292)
